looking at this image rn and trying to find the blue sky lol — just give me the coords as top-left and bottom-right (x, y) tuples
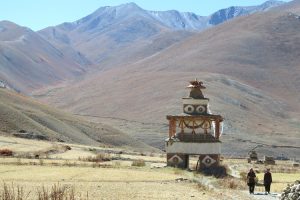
(0, 0), (292, 31)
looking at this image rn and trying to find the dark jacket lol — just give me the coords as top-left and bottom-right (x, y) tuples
(247, 171), (256, 184)
(264, 171), (272, 185)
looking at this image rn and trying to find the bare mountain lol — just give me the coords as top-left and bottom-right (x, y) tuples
(38, 3), (194, 71)
(0, 21), (90, 93)
(38, 1), (284, 71)
(209, 0), (285, 25)
(35, 1), (300, 157)
(0, 87), (156, 151)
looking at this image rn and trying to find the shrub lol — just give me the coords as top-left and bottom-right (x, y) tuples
(16, 158), (22, 166)
(64, 145), (72, 151)
(0, 182), (88, 200)
(218, 177), (247, 190)
(91, 162), (100, 168)
(0, 149), (13, 156)
(114, 161), (121, 168)
(88, 148), (96, 152)
(149, 152), (155, 157)
(223, 178), (239, 189)
(63, 160), (76, 167)
(39, 159), (44, 166)
(95, 153), (111, 162)
(240, 171), (247, 182)
(131, 159), (146, 167)
(0, 182), (29, 200)
(37, 183), (76, 200)
(228, 179), (238, 189)
(81, 153), (111, 163)
(201, 165), (228, 178)
(196, 182), (209, 191)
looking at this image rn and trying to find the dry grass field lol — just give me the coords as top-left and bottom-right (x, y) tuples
(0, 165), (198, 199)
(0, 136), (299, 200)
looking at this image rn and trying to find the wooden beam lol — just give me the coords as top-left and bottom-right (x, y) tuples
(167, 115), (223, 122)
(215, 119), (220, 139)
(168, 119), (176, 138)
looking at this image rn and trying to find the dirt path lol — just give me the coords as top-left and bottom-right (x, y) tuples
(243, 191), (280, 200)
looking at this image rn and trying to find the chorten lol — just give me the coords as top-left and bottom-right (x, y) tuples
(165, 79), (223, 170)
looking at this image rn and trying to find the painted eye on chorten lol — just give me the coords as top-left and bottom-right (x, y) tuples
(196, 105), (206, 113)
(184, 105), (195, 113)
(201, 155), (216, 167)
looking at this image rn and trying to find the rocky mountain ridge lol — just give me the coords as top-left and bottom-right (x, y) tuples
(209, 0), (285, 25)
(38, 0), (285, 70)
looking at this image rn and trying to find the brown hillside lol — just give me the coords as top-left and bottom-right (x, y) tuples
(0, 88), (156, 152)
(34, 70), (300, 157)
(0, 21), (90, 93)
(127, 10), (300, 111)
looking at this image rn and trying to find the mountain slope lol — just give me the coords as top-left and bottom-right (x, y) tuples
(0, 88), (156, 151)
(0, 21), (90, 93)
(35, 69), (300, 157)
(129, 10), (300, 110)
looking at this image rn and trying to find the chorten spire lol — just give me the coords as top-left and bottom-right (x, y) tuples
(187, 79), (206, 99)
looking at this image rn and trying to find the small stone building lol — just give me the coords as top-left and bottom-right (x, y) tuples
(165, 80), (223, 170)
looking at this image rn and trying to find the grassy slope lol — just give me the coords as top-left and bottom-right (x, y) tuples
(0, 88), (157, 152)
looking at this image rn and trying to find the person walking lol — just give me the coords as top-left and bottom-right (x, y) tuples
(264, 168), (272, 194)
(247, 168), (256, 194)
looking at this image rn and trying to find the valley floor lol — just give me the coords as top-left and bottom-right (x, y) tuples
(0, 136), (298, 200)
(0, 163), (257, 200)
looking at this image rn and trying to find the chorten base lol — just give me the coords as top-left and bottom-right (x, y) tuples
(167, 153), (220, 169)
(165, 140), (221, 155)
